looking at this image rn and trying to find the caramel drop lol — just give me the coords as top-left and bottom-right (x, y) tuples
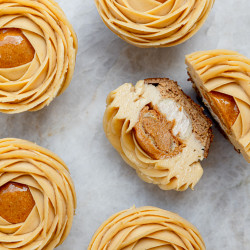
(0, 182), (35, 224)
(134, 105), (185, 160)
(0, 28), (35, 68)
(210, 91), (239, 128)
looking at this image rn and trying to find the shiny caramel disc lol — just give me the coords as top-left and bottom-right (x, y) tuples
(0, 28), (35, 68)
(0, 182), (35, 224)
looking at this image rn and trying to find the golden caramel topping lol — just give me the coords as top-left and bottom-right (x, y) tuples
(0, 28), (35, 68)
(134, 105), (185, 160)
(156, 0), (167, 3)
(0, 182), (35, 224)
(210, 91), (239, 128)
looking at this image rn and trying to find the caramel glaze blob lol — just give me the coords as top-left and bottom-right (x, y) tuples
(0, 28), (35, 68)
(0, 182), (35, 224)
(0, 0), (78, 114)
(134, 105), (185, 160)
(210, 91), (239, 128)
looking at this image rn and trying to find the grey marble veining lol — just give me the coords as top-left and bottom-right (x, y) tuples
(0, 0), (249, 249)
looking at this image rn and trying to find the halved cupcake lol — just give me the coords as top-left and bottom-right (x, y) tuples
(103, 78), (213, 191)
(186, 50), (250, 163)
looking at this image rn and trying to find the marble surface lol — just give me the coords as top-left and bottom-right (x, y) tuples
(0, 0), (249, 249)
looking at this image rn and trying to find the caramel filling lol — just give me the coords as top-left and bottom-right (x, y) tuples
(156, 0), (167, 3)
(209, 91), (239, 128)
(0, 28), (35, 68)
(134, 105), (185, 160)
(0, 182), (35, 224)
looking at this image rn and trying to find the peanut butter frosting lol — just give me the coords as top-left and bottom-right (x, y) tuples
(103, 78), (213, 191)
(0, 0), (78, 113)
(0, 138), (76, 249)
(186, 50), (250, 163)
(95, 0), (214, 48)
(88, 206), (206, 250)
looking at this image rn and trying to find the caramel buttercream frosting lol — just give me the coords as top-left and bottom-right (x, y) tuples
(186, 50), (250, 163)
(88, 206), (206, 250)
(0, 138), (76, 249)
(103, 78), (213, 191)
(95, 0), (214, 48)
(0, 0), (77, 113)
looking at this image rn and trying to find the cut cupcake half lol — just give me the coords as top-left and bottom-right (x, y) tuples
(103, 78), (213, 191)
(186, 50), (250, 163)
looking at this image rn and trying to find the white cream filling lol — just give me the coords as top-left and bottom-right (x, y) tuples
(158, 99), (192, 139)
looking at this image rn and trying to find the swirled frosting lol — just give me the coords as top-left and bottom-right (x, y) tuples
(0, 138), (76, 249)
(88, 206), (206, 250)
(0, 0), (77, 113)
(186, 50), (250, 163)
(103, 79), (212, 191)
(95, 0), (214, 48)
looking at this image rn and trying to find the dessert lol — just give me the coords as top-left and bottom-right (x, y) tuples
(95, 0), (214, 48)
(186, 50), (250, 163)
(103, 78), (213, 191)
(0, 0), (78, 113)
(0, 138), (76, 249)
(88, 206), (206, 250)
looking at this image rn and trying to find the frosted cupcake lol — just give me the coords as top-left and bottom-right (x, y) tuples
(103, 78), (213, 191)
(89, 206), (205, 250)
(0, 0), (77, 113)
(95, 0), (214, 48)
(0, 138), (76, 249)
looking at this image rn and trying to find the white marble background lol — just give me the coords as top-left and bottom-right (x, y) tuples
(0, 0), (249, 249)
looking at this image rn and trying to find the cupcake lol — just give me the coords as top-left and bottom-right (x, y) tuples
(0, 138), (76, 249)
(88, 206), (205, 250)
(103, 78), (213, 191)
(95, 0), (214, 48)
(186, 50), (250, 163)
(0, 0), (77, 113)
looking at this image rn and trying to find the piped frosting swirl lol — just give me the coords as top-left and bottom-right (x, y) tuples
(95, 0), (214, 48)
(88, 206), (206, 250)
